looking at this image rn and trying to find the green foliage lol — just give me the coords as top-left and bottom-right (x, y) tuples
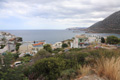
(16, 43), (22, 51)
(16, 37), (23, 42)
(23, 66), (35, 80)
(13, 53), (19, 60)
(60, 69), (76, 80)
(0, 45), (5, 49)
(101, 37), (105, 43)
(37, 49), (49, 55)
(62, 43), (68, 48)
(0, 53), (28, 80)
(2, 47), (120, 80)
(43, 44), (52, 53)
(31, 57), (77, 80)
(53, 48), (63, 53)
(106, 36), (119, 44)
(35, 49), (51, 59)
(33, 57), (66, 80)
(20, 56), (31, 63)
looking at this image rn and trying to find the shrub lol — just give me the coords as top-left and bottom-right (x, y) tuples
(96, 57), (120, 80)
(43, 44), (52, 53)
(106, 36), (119, 44)
(16, 43), (22, 51)
(62, 43), (68, 48)
(33, 57), (69, 80)
(78, 65), (92, 76)
(101, 37), (105, 43)
(60, 69), (76, 80)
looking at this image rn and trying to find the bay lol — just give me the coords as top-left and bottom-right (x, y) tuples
(1, 30), (120, 44)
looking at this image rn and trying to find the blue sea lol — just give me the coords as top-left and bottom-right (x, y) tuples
(2, 30), (120, 44)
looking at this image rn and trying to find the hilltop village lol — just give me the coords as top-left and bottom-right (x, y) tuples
(1, 32), (120, 80)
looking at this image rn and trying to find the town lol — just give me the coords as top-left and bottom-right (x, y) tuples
(0, 32), (119, 65)
(1, 32), (120, 80)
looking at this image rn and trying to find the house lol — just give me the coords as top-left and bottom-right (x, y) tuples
(86, 35), (101, 44)
(52, 42), (62, 49)
(0, 42), (16, 54)
(32, 42), (44, 54)
(19, 42), (45, 56)
(73, 34), (89, 48)
(72, 34), (102, 48)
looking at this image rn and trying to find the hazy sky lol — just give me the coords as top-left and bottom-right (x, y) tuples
(0, 0), (120, 30)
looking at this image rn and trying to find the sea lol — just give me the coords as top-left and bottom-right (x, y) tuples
(2, 30), (120, 44)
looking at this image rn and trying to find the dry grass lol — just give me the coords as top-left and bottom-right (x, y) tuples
(78, 65), (92, 76)
(96, 57), (120, 80)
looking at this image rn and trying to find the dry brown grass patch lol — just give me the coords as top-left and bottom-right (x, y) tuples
(96, 57), (120, 80)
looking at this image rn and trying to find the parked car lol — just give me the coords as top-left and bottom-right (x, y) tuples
(14, 61), (22, 67)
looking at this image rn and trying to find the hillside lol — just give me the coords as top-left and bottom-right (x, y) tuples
(88, 11), (120, 33)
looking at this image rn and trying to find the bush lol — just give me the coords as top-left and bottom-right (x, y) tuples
(0, 45), (5, 49)
(53, 48), (63, 53)
(60, 69), (76, 80)
(101, 37), (105, 43)
(0, 53), (28, 80)
(62, 43), (68, 48)
(96, 57), (120, 80)
(16, 43), (22, 51)
(106, 36), (119, 44)
(33, 57), (67, 80)
(43, 44), (52, 53)
(31, 57), (77, 80)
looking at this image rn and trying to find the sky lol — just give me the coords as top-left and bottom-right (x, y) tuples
(0, 0), (120, 30)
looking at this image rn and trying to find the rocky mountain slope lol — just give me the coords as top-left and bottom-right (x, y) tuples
(88, 11), (120, 33)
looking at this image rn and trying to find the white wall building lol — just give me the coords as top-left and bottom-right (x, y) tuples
(52, 42), (62, 49)
(72, 34), (102, 48)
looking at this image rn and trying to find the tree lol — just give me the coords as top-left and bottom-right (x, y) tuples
(16, 43), (22, 51)
(32, 57), (72, 80)
(16, 37), (23, 42)
(0, 53), (28, 80)
(43, 44), (52, 53)
(106, 36), (119, 44)
(101, 37), (105, 43)
(62, 43), (68, 48)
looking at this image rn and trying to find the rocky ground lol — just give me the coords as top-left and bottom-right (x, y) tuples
(75, 75), (108, 80)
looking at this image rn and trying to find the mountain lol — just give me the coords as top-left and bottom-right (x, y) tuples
(88, 11), (120, 33)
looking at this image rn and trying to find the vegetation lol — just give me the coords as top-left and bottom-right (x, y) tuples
(96, 57), (120, 80)
(43, 44), (52, 53)
(0, 53), (28, 80)
(62, 43), (68, 48)
(16, 37), (23, 42)
(33, 57), (71, 80)
(106, 36), (120, 44)
(16, 43), (22, 51)
(2, 44), (120, 80)
(101, 37), (105, 43)
(0, 45), (5, 49)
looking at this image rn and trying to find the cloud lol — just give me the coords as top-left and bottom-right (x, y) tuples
(0, 0), (120, 29)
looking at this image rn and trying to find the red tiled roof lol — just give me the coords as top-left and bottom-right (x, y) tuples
(33, 42), (44, 46)
(80, 43), (84, 44)
(9, 38), (16, 41)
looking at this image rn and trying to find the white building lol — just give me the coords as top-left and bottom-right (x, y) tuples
(52, 42), (62, 49)
(72, 34), (102, 48)
(19, 42), (45, 55)
(0, 42), (16, 54)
